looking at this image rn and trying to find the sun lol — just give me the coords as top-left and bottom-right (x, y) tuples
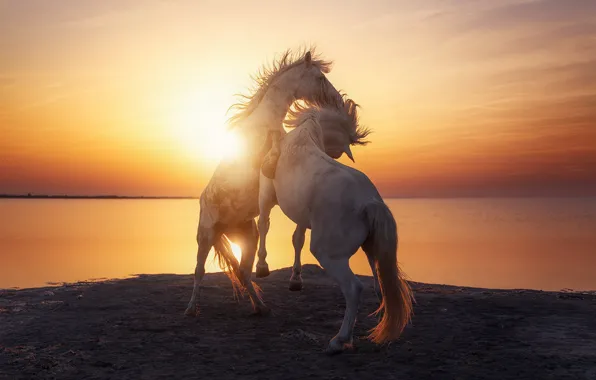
(207, 242), (242, 271)
(174, 90), (245, 163)
(230, 242), (242, 262)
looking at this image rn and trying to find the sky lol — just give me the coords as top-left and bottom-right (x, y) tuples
(1, 0), (595, 197)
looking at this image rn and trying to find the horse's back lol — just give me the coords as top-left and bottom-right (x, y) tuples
(317, 158), (381, 204)
(306, 162), (382, 257)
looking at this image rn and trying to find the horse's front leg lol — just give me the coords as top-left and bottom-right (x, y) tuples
(289, 225), (306, 291)
(256, 173), (276, 278)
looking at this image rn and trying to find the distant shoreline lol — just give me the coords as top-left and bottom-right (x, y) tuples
(0, 195), (199, 200)
(1, 194), (594, 200)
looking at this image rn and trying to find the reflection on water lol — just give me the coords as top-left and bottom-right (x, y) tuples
(1, 198), (595, 290)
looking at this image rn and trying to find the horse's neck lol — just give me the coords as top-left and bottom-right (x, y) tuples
(306, 122), (325, 150)
(287, 120), (325, 152)
(247, 82), (294, 135)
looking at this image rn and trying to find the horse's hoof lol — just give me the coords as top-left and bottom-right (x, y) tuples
(184, 307), (197, 317)
(324, 346), (343, 355)
(252, 305), (271, 317)
(255, 264), (270, 278)
(324, 337), (352, 355)
(288, 279), (303, 291)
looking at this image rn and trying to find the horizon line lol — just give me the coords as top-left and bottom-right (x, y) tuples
(1, 193), (594, 200)
(0, 194), (199, 199)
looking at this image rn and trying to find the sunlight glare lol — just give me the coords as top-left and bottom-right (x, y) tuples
(230, 242), (242, 262)
(174, 90), (245, 163)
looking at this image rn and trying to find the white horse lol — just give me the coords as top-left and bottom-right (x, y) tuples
(256, 97), (371, 292)
(259, 97), (414, 354)
(185, 49), (343, 316)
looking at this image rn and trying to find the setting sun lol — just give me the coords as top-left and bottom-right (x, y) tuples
(173, 90), (245, 163)
(230, 243), (242, 262)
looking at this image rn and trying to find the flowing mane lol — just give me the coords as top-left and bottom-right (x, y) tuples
(285, 95), (372, 146)
(227, 47), (333, 127)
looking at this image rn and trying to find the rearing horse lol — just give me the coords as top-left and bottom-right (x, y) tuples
(257, 96), (371, 291)
(185, 49), (343, 316)
(259, 95), (414, 353)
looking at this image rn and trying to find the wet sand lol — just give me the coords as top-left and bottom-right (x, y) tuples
(1, 265), (595, 379)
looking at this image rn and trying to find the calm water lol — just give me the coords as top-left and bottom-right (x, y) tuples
(1, 198), (595, 291)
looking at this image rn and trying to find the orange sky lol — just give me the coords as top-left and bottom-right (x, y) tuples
(1, 0), (595, 197)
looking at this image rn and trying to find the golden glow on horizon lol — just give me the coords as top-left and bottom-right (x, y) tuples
(1, 1), (595, 196)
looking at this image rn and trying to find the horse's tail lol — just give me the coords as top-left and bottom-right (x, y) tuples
(363, 201), (414, 344)
(212, 233), (263, 304)
(213, 234), (244, 297)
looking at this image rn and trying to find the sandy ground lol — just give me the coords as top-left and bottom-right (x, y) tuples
(1, 265), (596, 380)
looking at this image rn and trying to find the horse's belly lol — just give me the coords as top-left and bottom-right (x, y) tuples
(277, 199), (310, 227)
(220, 191), (259, 225)
(273, 172), (313, 228)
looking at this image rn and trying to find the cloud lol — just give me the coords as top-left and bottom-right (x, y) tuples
(456, 0), (596, 31)
(490, 59), (596, 88)
(0, 1), (159, 30)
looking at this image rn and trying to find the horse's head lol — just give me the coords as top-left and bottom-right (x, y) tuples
(283, 51), (342, 107)
(227, 48), (341, 130)
(320, 98), (370, 162)
(286, 96), (371, 162)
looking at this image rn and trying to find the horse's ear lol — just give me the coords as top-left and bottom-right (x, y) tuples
(304, 51), (312, 67)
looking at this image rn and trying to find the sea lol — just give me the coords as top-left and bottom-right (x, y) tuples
(1, 197), (595, 291)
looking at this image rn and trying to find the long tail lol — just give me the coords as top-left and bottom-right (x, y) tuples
(213, 233), (263, 304)
(363, 201), (414, 344)
(213, 234), (244, 297)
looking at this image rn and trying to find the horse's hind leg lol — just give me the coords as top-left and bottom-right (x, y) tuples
(256, 212), (270, 278)
(256, 174), (276, 278)
(185, 226), (215, 316)
(317, 255), (363, 354)
(231, 220), (270, 315)
(289, 225), (306, 291)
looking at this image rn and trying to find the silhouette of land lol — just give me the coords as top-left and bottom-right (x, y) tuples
(0, 194), (198, 199)
(1, 265), (595, 379)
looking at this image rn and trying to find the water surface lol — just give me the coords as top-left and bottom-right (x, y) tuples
(1, 198), (595, 290)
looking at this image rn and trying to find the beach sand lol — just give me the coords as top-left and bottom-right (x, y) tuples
(1, 265), (595, 379)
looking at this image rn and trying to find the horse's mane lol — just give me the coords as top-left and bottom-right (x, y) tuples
(285, 95), (372, 146)
(227, 47), (333, 128)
